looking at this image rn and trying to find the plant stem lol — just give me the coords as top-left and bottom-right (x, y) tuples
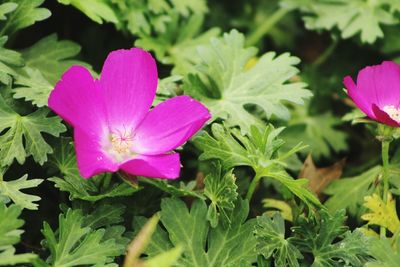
(382, 140), (390, 202)
(380, 139), (391, 237)
(246, 8), (290, 46)
(246, 172), (262, 201)
(312, 38), (338, 67)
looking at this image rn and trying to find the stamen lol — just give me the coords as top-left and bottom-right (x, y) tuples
(383, 105), (400, 122)
(103, 126), (136, 162)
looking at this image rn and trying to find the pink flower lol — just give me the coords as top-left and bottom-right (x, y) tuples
(48, 48), (211, 179)
(344, 61), (400, 127)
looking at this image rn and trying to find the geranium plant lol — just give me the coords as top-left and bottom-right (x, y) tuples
(1, 0), (400, 266)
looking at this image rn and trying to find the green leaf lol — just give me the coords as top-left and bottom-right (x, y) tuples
(361, 193), (400, 234)
(138, 177), (204, 199)
(115, 0), (208, 37)
(291, 209), (369, 267)
(0, 94), (66, 167)
(13, 67), (52, 107)
(204, 163), (238, 227)
(49, 138), (140, 201)
(194, 123), (298, 171)
(194, 123), (254, 170)
(41, 206), (126, 267)
(264, 171), (320, 208)
(143, 246), (183, 267)
(185, 29), (311, 133)
(13, 34), (90, 106)
(169, 0), (207, 16)
(255, 213), (302, 267)
(135, 13), (220, 75)
(0, 204), (37, 265)
(0, 0), (51, 35)
(285, 0), (399, 43)
(135, 198), (257, 267)
(0, 204), (23, 247)
(0, 174), (42, 210)
(0, 248), (37, 266)
(21, 34), (88, 84)
(324, 166), (382, 214)
(124, 214), (183, 267)
(365, 238), (400, 267)
(194, 124), (319, 207)
(282, 108), (347, 159)
(57, 0), (118, 24)
(0, 3), (17, 20)
(0, 36), (23, 84)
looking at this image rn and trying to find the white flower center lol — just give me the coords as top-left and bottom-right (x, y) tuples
(383, 105), (400, 122)
(103, 126), (136, 162)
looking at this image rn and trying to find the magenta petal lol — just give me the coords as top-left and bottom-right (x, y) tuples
(48, 66), (107, 132)
(74, 129), (119, 178)
(356, 61), (400, 107)
(133, 96), (211, 155)
(120, 153), (181, 179)
(343, 76), (376, 119)
(99, 48), (158, 128)
(372, 104), (400, 127)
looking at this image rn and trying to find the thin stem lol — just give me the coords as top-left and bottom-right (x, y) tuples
(246, 8), (290, 46)
(380, 139), (391, 237)
(246, 172), (263, 202)
(382, 140), (390, 202)
(312, 38), (338, 67)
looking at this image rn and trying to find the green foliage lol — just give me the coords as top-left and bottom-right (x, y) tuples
(113, 0), (208, 35)
(57, 0), (118, 24)
(14, 34), (88, 106)
(204, 163), (238, 227)
(185, 29), (311, 133)
(282, 107), (347, 158)
(0, 3), (17, 21)
(324, 166), (382, 214)
(0, 0), (398, 265)
(138, 177), (203, 198)
(135, 198), (257, 266)
(255, 210), (369, 266)
(0, 0), (50, 35)
(292, 210), (369, 267)
(362, 193), (400, 235)
(0, 94), (66, 167)
(41, 204), (127, 267)
(195, 124), (290, 170)
(136, 14), (220, 75)
(49, 138), (140, 201)
(284, 0), (400, 43)
(195, 123), (320, 207)
(255, 213), (303, 267)
(0, 174), (42, 210)
(0, 36), (22, 84)
(0, 204), (37, 265)
(366, 238), (400, 267)
(123, 215), (183, 267)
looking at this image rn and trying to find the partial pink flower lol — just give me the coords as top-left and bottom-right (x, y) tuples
(343, 61), (400, 127)
(48, 48), (211, 179)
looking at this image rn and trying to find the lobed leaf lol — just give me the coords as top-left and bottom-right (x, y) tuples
(0, 94), (66, 167)
(0, 0), (51, 35)
(0, 174), (43, 210)
(204, 163), (238, 227)
(0, 204), (37, 265)
(135, 198), (257, 267)
(185, 29), (311, 133)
